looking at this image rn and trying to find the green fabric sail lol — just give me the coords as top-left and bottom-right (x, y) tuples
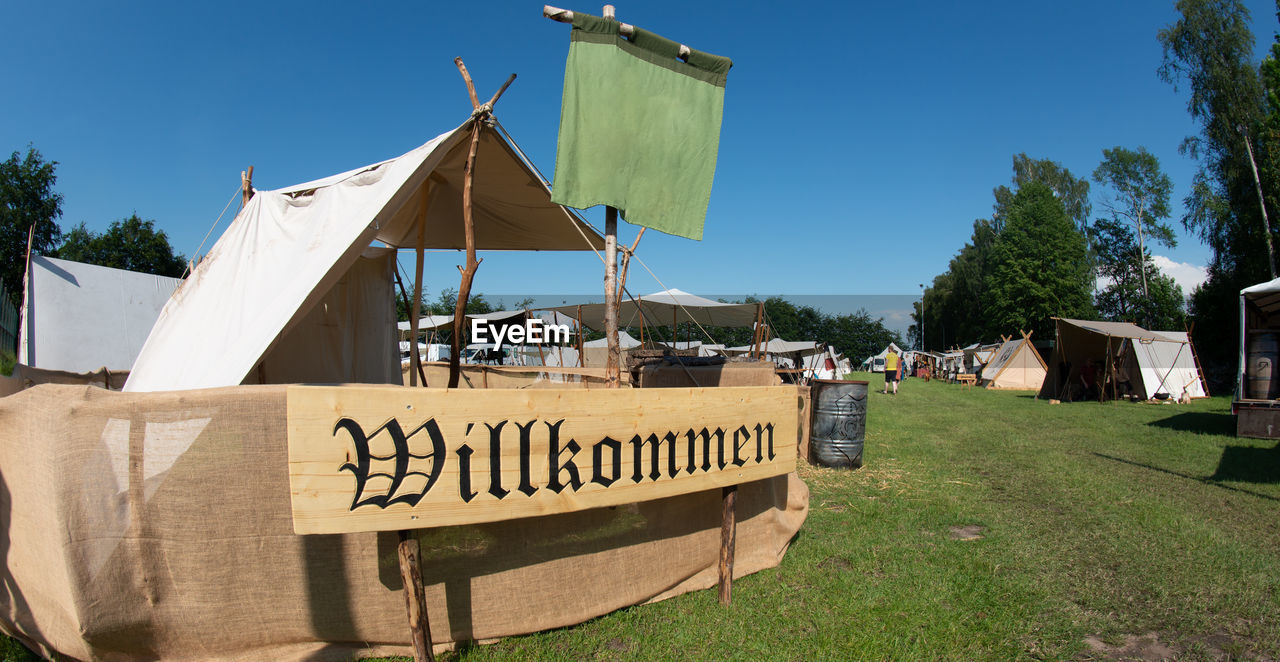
(551, 13), (732, 241)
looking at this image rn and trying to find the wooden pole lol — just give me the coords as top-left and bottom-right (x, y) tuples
(394, 267), (429, 387)
(576, 304), (585, 367)
(603, 206), (620, 387)
(718, 485), (737, 604)
(411, 222), (426, 387)
(241, 166), (254, 208)
(397, 531), (435, 662)
(544, 5), (693, 60)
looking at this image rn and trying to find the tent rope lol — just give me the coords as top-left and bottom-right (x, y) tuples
(182, 184), (243, 279)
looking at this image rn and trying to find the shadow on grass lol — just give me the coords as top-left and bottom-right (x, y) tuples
(1210, 443), (1280, 484)
(1092, 452), (1280, 502)
(1147, 412), (1236, 437)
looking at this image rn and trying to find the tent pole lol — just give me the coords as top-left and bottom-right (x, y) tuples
(394, 267), (428, 387)
(603, 205), (620, 387)
(411, 224), (426, 387)
(752, 303), (763, 359)
(576, 305), (585, 368)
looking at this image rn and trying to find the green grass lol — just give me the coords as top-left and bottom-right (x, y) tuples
(5, 374), (1280, 660)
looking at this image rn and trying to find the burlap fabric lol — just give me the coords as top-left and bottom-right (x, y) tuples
(0, 384), (807, 660)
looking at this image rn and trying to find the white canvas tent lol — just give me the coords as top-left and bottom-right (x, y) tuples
(977, 334), (1047, 390)
(19, 256), (183, 373)
(1038, 318), (1207, 401)
(865, 342), (904, 373)
(125, 120), (602, 392)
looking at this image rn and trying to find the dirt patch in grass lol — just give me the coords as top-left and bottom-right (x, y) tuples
(1082, 632), (1175, 661)
(817, 556), (854, 572)
(949, 525), (985, 541)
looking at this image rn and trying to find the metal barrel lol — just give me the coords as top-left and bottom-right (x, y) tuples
(809, 379), (867, 469)
(1247, 332), (1280, 400)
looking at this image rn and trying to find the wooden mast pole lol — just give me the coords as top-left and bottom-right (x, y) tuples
(600, 6), (622, 389)
(448, 60), (516, 389)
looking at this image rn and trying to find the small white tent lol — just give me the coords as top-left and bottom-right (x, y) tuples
(977, 334), (1047, 390)
(125, 120), (602, 392)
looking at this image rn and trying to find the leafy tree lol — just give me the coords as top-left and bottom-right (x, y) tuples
(1091, 218), (1187, 329)
(0, 146), (62, 307)
(985, 182), (1095, 341)
(1159, 0), (1271, 384)
(57, 214), (187, 277)
(1092, 146), (1176, 300)
(993, 153), (1092, 232)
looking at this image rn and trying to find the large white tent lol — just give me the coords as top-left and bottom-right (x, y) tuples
(1038, 319), (1207, 401)
(19, 256), (183, 373)
(125, 120), (602, 392)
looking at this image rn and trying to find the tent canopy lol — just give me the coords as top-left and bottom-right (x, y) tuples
(547, 288), (758, 331)
(723, 338), (824, 356)
(1038, 318), (1207, 400)
(125, 120), (603, 393)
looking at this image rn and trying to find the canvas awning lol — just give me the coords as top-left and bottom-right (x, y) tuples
(547, 288), (758, 331)
(126, 120), (603, 392)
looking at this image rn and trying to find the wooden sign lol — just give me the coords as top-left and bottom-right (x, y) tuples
(287, 385), (799, 534)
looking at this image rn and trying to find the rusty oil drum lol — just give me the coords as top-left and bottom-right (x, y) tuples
(809, 379), (867, 469)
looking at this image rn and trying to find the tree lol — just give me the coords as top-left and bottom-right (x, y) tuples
(0, 146), (62, 307)
(993, 153), (1092, 233)
(1159, 0), (1271, 384)
(1091, 218), (1187, 329)
(985, 182), (1095, 341)
(1092, 146), (1176, 300)
(57, 214), (187, 277)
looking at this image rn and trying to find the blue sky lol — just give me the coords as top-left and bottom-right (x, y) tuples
(4, 1), (1277, 304)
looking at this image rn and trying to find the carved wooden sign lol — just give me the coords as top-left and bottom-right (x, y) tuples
(286, 385), (799, 534)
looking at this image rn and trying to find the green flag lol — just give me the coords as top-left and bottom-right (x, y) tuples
(551, 13), (732, 241)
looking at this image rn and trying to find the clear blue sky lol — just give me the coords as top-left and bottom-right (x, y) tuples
(4, 1), (1276, 302)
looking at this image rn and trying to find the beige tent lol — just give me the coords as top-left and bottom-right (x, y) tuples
(977, 333), (1047, 390)
(1038, 318), (1208, 401)
(126, 119), (603, 393)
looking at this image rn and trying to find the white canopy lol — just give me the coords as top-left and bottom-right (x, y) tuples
(724, 338), (824, 356)
(1239, 278), (1280, 398)
(18, 256), (183, 372)
(125, 120), (602, 392)
(548, 288), (758, 331)
(583, 330), (642, 349)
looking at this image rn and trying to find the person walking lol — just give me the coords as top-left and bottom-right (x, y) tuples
(883, 348), (900, 395)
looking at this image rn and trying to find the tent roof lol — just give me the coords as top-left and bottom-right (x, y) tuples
(723, 338), (823, 355)
(1056, 318), (1178, 342)
(125, 121), (603, 392)
(1242, 277), (1280, 316)
(546, 288), (758, 331)
(583, 330), (642, 348)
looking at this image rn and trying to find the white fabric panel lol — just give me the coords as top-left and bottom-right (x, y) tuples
(251, 247), (400, 386)
(19, 256), (182, 372)
(1132, 339), (1207, 399)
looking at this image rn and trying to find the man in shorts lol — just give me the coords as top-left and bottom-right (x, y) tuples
(883, 349), (900, 395)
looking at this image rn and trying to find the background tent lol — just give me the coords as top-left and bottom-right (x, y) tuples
(19, 256), (182, 373)
(977, 335), (1047, 390)
(125, 120), (602, 392)
(1038, 318), (1207, 401)
(549, 288), (758, 331)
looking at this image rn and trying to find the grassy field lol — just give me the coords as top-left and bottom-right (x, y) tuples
(404, 374), (1280, 661)
(5, 373), (1279, 660)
